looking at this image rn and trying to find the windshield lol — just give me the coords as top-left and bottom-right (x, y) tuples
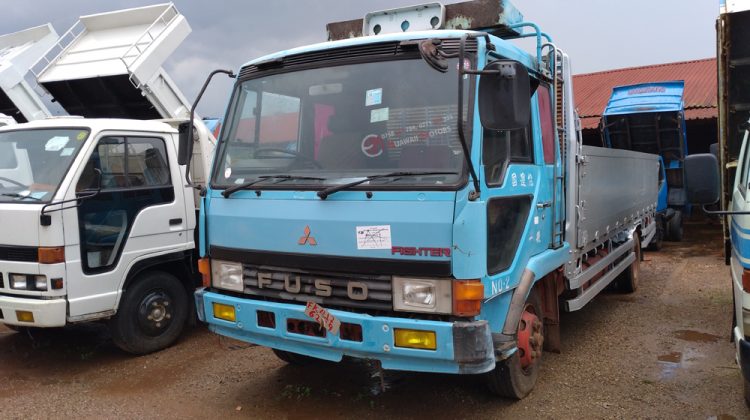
(0, 128), (90, 203)
(212, 55), (471, 190)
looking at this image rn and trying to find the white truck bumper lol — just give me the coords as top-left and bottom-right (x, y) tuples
(0, 295), (66, 327)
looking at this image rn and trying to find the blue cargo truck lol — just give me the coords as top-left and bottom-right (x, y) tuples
(601, 81), (689, 247)
(188, 1), (658, 398)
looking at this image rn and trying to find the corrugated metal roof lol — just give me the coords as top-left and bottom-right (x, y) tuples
(573, 58), (717, 129)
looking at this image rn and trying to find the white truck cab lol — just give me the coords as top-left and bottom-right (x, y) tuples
(728, 124), (750, 403)
(0, 117), (210, 354)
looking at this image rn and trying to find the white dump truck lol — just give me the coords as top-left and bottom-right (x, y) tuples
(0, 3), (224, 354)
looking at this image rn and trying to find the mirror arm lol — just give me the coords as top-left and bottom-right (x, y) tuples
(457, 34), (482, 201)
(701, 204), (750, 216)
(40, 169), (102, 226)
(185, 69), (236, 191)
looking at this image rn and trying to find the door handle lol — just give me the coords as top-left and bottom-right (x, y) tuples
(536, 201), (552, 209)
(169, 218), (183, 226)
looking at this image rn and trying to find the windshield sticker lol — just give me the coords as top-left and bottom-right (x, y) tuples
(365, 88), (382, 106)
(76, 131), (87, 141)
(29, 191), (47, 199)
(361, 134), (385, 158)
(356, 225), (392, 250)
(370, 107), (389, 123)
(224, 167), (232, 178)
(60, 147), (75, 157)
(45, 136), (69, 152)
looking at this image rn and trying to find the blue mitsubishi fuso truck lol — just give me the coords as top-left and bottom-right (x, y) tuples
(188, 0), (658, 398)
(601, 81), (690, 248)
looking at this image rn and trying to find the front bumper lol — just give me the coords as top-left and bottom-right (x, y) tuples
(196, 289), (494, 374)
(0, 294), (66, 327)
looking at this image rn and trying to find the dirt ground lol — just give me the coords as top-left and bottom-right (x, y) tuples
(0, 222), (746, 419)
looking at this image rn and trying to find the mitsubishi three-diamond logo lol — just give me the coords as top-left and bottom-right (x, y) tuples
(298, 225), (317, 246)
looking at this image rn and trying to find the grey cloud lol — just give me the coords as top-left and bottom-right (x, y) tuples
(0, 0), (717, 116)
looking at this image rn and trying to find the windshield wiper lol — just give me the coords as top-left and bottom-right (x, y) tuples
(1, 192), (41, 201)
(317, 171), (459, 200)
(222, 175), (326, 198)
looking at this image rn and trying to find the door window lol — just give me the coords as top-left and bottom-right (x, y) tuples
(76, 136), (173, 272)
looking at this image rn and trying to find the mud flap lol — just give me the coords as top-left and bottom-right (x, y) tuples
(453, 320), (495, 374)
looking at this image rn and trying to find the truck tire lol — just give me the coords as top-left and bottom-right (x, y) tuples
(618, 235), (641, 293)
(110, 271), (188, 355)
(272, 348), (319, 366)
(667, 210), (683, 242)
(647, 219), (664, 251)
(745, 377), (750, 408)
(486, 293), (543, 399)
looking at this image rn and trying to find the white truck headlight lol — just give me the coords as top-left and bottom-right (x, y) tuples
(10, 274), (47, 291)
(393, 277), (452, 314)
(211, 260), (244, 292)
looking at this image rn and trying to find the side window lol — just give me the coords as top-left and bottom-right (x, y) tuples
(77, 137), (170, 191)
(76, 136), (173, 273)
(740, 139), (750, 196)
(483, 126), (533, 186)
(537, 85), (556, 164)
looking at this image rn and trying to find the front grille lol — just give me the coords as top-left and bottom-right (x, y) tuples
(242, 264), (392, 311)
(0, 246), (37, 263)
(0, 273), (3, 288)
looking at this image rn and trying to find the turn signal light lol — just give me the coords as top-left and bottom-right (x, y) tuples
(394, 328), (437, 350)
(38, 247), (65, 264)
(198, 258), (211, 287)
(16, 310), (34, 323)
(213, 302), (236, 322)
(742, 269), (750, 294)
(453, 279), (484, 317)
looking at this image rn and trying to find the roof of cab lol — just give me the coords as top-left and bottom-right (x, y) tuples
(239, 29), (535, 72)
(0, 118), (180, 133)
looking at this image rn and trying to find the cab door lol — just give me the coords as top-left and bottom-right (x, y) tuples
(64, 133), (188, 318)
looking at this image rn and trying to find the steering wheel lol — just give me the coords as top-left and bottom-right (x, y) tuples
(0, 176), (27, 189)
(254, 148), (323, 169)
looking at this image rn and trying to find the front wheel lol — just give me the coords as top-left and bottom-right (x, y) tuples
(647, 219), (664, 251)
(486, 293), (543, 399)
(110, 271), (188, 355)
(667, 210), (683, 242)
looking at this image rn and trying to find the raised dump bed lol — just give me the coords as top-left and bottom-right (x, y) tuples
(32, 3), (192, 119)
(0, 24), (58, 122)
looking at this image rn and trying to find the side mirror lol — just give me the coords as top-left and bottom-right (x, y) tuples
(177, 122), (192, 166)
(478, 60), (531, 130)
(684, 154), (720, 205)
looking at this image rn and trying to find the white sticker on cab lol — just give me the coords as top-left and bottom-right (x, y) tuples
(370, 107), (389, 123)
(366, 88), (382, 106)
(356, 225), (392, 250)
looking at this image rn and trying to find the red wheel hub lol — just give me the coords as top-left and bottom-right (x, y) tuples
(517, 304), (543, 369)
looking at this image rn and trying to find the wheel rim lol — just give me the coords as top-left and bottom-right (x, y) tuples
(517, 303), (543, 370)
(136, 290), (174, 337)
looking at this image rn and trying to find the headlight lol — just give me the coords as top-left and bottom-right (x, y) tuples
(211, 260), (244, 292)
(393, 277), (452, 314)
(10, 274), (47, 291)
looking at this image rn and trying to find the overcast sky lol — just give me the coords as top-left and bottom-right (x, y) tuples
(2, 0), (718, 117)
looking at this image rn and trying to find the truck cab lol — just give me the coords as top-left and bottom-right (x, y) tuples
(0, 118), (209, 353)
(195, 0), (657, 398)
(728, 122), (750, 405)
(601, 81), (689, 244)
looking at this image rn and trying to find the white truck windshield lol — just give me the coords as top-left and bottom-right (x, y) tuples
(0, 128), (89, 203)
(212, 57), (470, 189)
